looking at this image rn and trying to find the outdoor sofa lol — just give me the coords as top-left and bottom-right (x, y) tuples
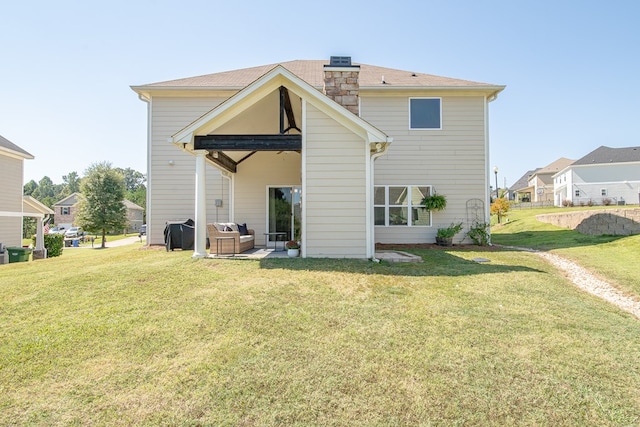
(207, 222), (255, 254)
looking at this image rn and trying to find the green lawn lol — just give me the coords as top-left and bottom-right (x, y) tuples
(491, 206), (640, 298)
(1, 239), (639, 425)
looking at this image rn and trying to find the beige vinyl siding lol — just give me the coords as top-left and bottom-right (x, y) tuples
(362, 95), (487, 244)
(305, 104), (367, 258)
(233, 151), (301, 240)
(0, 155), (24, 246)
(148, 97), (230, 245)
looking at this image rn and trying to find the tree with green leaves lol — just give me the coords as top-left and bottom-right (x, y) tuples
(76, 162), (127, 248)
(62, 171), (81, 195)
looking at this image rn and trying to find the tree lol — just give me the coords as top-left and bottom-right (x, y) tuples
(62, 171), (81, 194)
(76, 162), (127, 248)
(490, 198), (511, 224)
(115, 167), (147, 217)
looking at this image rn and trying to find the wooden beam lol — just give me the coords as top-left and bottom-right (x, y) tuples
(206, 151), (237, 173)
(195, 135), (302, 151)
(280, 86), (300, 133)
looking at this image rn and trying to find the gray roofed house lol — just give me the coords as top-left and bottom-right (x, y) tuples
(553, 146), (640, 206)
(572, 145), (640, 165)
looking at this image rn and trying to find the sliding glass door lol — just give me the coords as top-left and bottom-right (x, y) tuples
(267, 186), (301, 244)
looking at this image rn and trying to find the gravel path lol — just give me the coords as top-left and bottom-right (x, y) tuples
(501, 246), (640, 320)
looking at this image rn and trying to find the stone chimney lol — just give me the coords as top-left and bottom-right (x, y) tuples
(323, 56), (360, 115)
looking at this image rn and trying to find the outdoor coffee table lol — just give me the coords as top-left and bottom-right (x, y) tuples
(263, 232), (286, 251)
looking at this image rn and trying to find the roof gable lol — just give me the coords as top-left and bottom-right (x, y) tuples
(172, 65), (389, 147)
(536, 157), (575, 175)
(23, 196), (54, 215)
(53, 192), (81, 207)
(573, 146), (640, 165)
(123, 199), (144, 210)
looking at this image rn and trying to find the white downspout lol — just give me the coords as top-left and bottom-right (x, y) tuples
(368, 142), (390, 259)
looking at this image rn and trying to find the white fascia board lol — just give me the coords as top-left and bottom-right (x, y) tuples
(0, 147), (33, 160)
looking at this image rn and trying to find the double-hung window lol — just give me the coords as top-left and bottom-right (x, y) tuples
(409, 98), (442, 129)
(61, 207), (70, 215)
(374, 185), (432, 226)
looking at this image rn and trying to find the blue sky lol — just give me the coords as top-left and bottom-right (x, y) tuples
(2, 0), (639, 189)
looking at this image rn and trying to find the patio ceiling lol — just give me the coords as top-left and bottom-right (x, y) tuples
(190, 86), (301, 173)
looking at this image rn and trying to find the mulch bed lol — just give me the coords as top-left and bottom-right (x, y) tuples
(375, 243), (501, 251)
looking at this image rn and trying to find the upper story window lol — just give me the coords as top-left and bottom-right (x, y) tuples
(61, 207), (70, 215)
(409, 98), (441, 129)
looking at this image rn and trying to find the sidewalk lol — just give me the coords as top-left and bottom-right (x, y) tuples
(66, 235), (144, 249)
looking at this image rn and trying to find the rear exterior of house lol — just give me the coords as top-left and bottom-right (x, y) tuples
(0, 135), (33, 247)
(132, 58), (504, 258)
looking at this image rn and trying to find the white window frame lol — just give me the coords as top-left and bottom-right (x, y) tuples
(574, 189), (580, 197)
(601, 188), (608, 196)
(374, 185), (432, 227)
(409, 97), (442, 130)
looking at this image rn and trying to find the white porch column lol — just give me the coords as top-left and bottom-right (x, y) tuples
(35, 218), (45, 250)
(193, 150), (208, 258)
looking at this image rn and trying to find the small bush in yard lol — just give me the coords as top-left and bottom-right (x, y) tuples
(467, 222), (491, 246)
(32, 233), (64, 257)
(562, 199), (574, 207)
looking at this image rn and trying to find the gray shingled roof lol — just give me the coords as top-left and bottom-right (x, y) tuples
(573, 146), (640, 165)
(510, 169), (538, 190)
(136, 59), (503, 91)
(0, 134), (33, 158)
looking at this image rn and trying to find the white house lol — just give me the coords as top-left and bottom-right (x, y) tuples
(131, 57), (504, 258)
(554, 146), (640, 206)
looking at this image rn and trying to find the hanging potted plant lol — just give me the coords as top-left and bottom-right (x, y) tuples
(420, 193), (447, 211)
(285, 240), (300, 257)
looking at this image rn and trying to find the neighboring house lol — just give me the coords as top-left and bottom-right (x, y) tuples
(509, 169), (538, 202)
(553, 146), (640, 206)
(131, 57), (504, 258)
(53, 193), (145, 233)
(513, 158), (574, 203)
(123, 200), (144, 233)
(53, 192), (81, 229)
(0, 134), (51, 257)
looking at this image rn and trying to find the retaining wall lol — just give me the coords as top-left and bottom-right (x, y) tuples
(536, 209), (640, 236)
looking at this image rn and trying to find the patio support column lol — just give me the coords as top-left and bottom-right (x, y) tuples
(35, 217), (45, 251)
(193, 150), (207, 258)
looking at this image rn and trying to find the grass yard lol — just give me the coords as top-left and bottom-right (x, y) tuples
(491, 206), (640, 298)
(1, 239), (640, 425)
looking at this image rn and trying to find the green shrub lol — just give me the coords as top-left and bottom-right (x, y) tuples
(32, 233), (64, 257)
(467, 222), (491, 246)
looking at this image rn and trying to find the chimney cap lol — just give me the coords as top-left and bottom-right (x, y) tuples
(329, 56), (352, 67)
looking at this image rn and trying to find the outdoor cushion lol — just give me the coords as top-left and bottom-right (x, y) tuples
(237, 223), (249, 235)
